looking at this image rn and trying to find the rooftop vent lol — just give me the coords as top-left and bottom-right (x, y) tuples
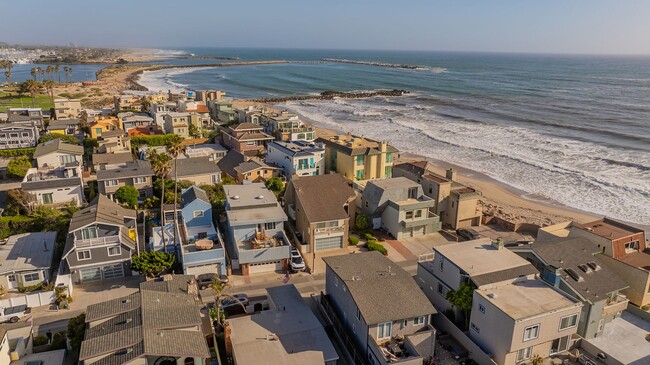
(232, 195), (240, 200)
(587, 261), (601, 271)
(488, 293), (497, 299)
(256, 195), (265, 199)
(121, 299), (131, 304)
(578, 264), (592, 273)
(565, 268), (583, 282)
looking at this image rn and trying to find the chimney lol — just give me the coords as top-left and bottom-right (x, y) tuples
(446, 168), (457, 181)
(492, 237), (504, 250)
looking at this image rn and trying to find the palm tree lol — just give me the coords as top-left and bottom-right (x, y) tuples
(30, 68), (37, 80)
(35, 67), (42, 81)
(19, 80), (42, 107)
(67, 67), (73, 81)
(42, 79), (55, 103)
(54, 64), (61, 83)
(4, 70), (10, 83)
(165, 136), (186, 251)
(46, 65), (54, 81)
(63, 67), (69, 82)
(148, 148), (172, 252)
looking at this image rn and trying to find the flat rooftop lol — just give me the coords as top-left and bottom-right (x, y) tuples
(368, 176), (419, 190)
(574, 218), (644, 240)
(585, 311), (650, 365)
(618, 250), (650, 270)
(224, 183), (279, 209)
(229, 284), (338, 365)
(434, 239), (533, 277)
(0, 232), (57, 274)
(476, 279), (580, 320)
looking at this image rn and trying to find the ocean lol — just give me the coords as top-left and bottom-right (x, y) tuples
(35, 48), (650, 225)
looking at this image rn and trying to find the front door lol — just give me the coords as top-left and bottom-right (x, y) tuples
(7, 274), (17, 289)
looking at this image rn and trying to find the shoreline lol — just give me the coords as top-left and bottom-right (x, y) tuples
(275, 103), (607, 228)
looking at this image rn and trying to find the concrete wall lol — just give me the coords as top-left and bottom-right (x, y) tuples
(597, 253), (650, 307)
(453, 196), (482, 229)
(431, 313), (497, 365)
(416, 261), (457, 313)
(0, 290), (55, 308)
(28, 184), (84, 206)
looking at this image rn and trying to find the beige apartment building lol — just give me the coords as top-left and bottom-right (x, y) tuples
(317, 134), (398, 181)
(53, 98), (82, 120)
(393, 161), (482, 229)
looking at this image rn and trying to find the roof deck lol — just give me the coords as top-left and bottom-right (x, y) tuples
(574, 218), (644, 240)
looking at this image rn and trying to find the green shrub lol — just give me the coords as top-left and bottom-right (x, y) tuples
(49, 331), (67, 350)
(355, 213), (370, 231)
(130, 134), (182, 148)
(18, 282), (44, 293)
(348, 235), (359, 246)
(7, 157), (32, 178)
(0, 148), (35, 158)
(33, 334), (49, 347)
(364, 233), (376, 241)
(367, 240), (387, 255)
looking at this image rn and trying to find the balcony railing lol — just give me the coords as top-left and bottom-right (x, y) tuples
(314, 226), (345, 234)
(602, 294), (628, 316)
(296, 164), (316, 170)
(76, 235), (120, 248)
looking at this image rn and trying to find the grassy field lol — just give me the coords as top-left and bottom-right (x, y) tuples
(0, 87), (53, 112)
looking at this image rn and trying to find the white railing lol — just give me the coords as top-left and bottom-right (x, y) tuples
(315, 226), (345, 234)
(76, 235), (120, 247)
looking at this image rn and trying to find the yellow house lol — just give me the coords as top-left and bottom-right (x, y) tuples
(88, 116), (123, 139)
(317, 134), (398, 181)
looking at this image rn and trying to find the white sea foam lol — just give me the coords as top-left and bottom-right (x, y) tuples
(138, 67), (213, 92)
(283, 98), (650, 225)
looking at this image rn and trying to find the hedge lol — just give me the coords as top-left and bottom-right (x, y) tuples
(348, 235), (359, 246)
(0, 216), (36, 239)
(130, 134), (183, 148)
(364, 233), (376, 241)
(367, 240), (388, 255)
(0, 148), (35, 157)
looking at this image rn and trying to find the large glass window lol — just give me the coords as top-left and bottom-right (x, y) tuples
(516, 347), (532, 362)
(377, 322), (392, 339)
(23, 273), (40, 282)
(355, 169), (364, 180)
(42, 193), (53, 204)
(355, 155), (364, 166)
(77, 250), (91, 261)
(81, 227), (98, 240)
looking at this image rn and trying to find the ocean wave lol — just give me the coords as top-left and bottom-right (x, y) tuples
(152, 49), (188, 56)
(282, 98), (650, 225)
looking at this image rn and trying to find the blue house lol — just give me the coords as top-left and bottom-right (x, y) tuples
(150, 186), (227, 277)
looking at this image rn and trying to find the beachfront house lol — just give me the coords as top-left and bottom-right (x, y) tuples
(221, 122), (274, 156)
(0, 122), (39, 150)
(317, 134), (398, 181)
(265, 140), (325, 179)
(358, 177), (441, 239)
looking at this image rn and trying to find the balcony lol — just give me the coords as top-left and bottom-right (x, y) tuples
(76, 235), (121, 248)
(296, 164), (317, 170)
(314, 226), (345, 235)
(602, 294), (628, 317)
(236, 231), (291, 265)
(370, 326), (436, 365)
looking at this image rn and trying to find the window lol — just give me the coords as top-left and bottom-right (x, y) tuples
(352, 323), (357, 334)
(516, 347), (532, 362)
(406, 211), (413, 219)
(523, 324), (540, 341)
(470, 322), (480, 333)
(479, 304), (486, 314)
(408, 187), (418, 199)
(384, 166), (392, 178)
(264, 222), (275, 230)
(439, 257), (444, 272)
(334, 276), (338, 287)
(9, 133), (18, 138)
(624, 241), (639, 253)
(414, 210), (422, 218)
(23, 273), (40, 282)
(105, 179), (119, 187)
(21, 132), (29, 137)
(355, 155), (364, 166)
(107, 246), (121, 256)
(414, 316), (426, 325)
(385, 152), (393, 163)
(77, 250), (91, 261)
(81, 227), (97, 240)
(42, 193), (53, 204)
(139, 190), (147, 199)
(133, 176), (146, 184)
(60, 154), (76, 164)
(193, 210), (204, 218)
(356, 307), (361, 321)
(355, 169), (364, 180)
(377, 322), (392, 339)
(437, 283), (444, 295)
(559, 314), (578, 330)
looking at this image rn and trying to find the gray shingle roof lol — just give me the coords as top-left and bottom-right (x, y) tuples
(170, 156), (220, 178)
(86, 292), (142, 322)
(79, 325), (143, 361)
(33, 138), (83, 158)
(533, 237), (629, 303)
(21, 176), (82, 191)
(68, 194), (136, 232)
(289, 174), (355, 223)
(182, 185), (210, 206)
(471, 265), (539, 287)
(143, 329), (210, 358)
(47, 119), (80, 129)
(323, 251), (436, 324)
(92, 152), (133, 165)
(97, 160), (153, 180)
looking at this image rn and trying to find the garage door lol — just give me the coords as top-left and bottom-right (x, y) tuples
(411, 226), (425, 237)
(186, 264), (220, 277)
(457, 219), (473, 229)
(103, 264), (124, 279)
(315, 236), (344, 251)
(80, 267), (101, 282)
(249, 261), (282, 274)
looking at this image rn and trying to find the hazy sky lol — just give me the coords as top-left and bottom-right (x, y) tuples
(2, 0), (650, 55)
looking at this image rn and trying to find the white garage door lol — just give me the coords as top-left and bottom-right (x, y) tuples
(315, 236), (344, 251)
(103, 264), (124, 279)
(411, 226), (425, 237)
(249, 261), (282, 274)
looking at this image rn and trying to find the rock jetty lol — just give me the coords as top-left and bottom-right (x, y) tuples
(323, 58), (421, 70)
(245, 89), (409, 103)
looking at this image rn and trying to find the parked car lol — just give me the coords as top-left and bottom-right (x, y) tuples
(290, 256), (306, 272)
(219, 293), (250, 309)
(290, 246), (301, 259)
(1, 304), (30, 323)
(456, 228), (481, 241)
(197, 273), (229, 290)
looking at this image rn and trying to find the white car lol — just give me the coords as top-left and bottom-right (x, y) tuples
(290, 256), (306, 272)
(1, 305), (30, 323)
(290, 246), (301, 259)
